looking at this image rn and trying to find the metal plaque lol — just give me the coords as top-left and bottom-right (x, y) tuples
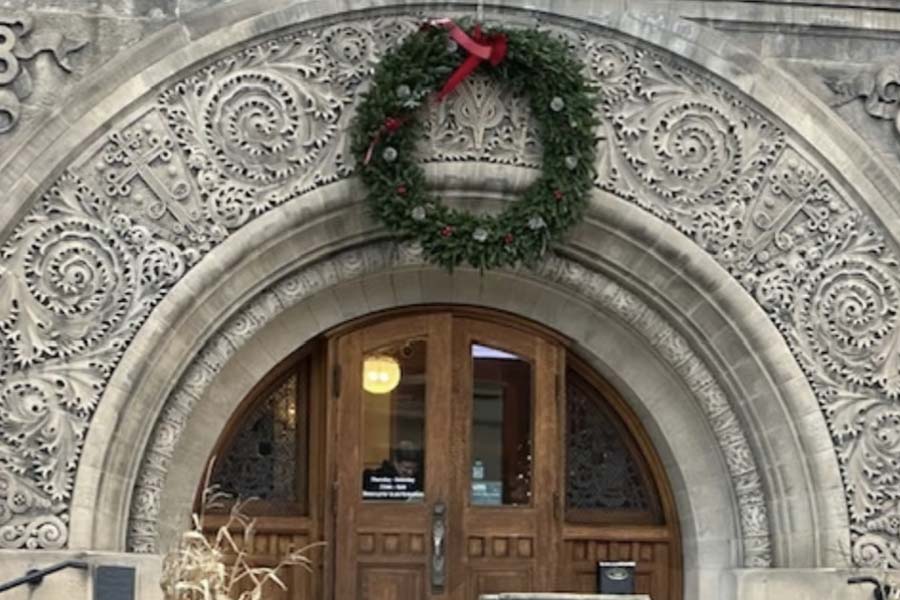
(94, 565), (135, 600)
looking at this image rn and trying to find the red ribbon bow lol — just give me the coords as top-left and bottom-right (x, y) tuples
(433, 21), (508, 101)
(363, 21), (508, 165)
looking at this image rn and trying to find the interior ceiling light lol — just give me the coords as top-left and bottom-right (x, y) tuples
(362, 355), (401, 394)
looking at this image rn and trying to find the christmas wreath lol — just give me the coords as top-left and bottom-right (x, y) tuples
(351, 20), (598, 270)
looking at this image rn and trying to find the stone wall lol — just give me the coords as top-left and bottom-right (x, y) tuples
(2, 1), (900, 599)
(0, 550), (161, 600)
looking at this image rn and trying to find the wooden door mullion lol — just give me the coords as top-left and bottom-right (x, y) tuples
(426, 314), (454, 598)
(448, 317), (471, 600)
(533, 338), (561, 590)
(451, 319), (563, 599)
(332, 332), (363, 600)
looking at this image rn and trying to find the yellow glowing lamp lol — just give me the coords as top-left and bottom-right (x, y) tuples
(362, 355), (401, 394)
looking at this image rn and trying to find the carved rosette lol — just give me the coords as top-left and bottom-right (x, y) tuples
(736, 156), (900, 564)
(159, 21), (417, 225)
(1, 12), (900, 569)
(800, 255), (899, 386)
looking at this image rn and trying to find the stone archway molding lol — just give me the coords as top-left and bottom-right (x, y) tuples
(128, 239), (772, 566)
(0, 0), (894, 573)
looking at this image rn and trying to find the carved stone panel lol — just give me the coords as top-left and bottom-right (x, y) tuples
(0, 10), (896, 571)
(0, 13), (87, 134)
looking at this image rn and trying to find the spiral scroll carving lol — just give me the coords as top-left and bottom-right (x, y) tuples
(639, 100), (743, 205)
(202, 71), (314, 185)
(0, 169), (191, 548)
(800, 256), (899, 386)
(22, 220), (133, 353)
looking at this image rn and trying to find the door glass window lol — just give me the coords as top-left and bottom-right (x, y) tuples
(361, 339), (426, 502)
(470, 343), (532, 506)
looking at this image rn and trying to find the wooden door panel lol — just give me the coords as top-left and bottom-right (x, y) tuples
(325, 311), (681, 600)
(204, 310), (682, 599)
(358, 531), (428, 558)
(450, 318), (562, 598)
(204, 527), (318, 600)
(333, 314), (452, 600)
(466, 535), (535, 560)
(467, 568), (533, 599)
(359, 565), (426, 600)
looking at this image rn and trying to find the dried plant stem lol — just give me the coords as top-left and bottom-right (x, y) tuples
(161, 460), (323, 600)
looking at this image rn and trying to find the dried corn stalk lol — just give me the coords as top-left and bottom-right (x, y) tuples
(161, 464), (322, 600)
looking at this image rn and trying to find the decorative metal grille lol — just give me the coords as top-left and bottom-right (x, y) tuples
(210, 374), (298, 502)
(566, 373), (652, 511)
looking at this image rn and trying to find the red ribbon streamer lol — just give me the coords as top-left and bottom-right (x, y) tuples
(363, 20), (507, 165)
(363, 115), (408, 165)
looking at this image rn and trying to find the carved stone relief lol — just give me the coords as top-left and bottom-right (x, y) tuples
(0, 13), (87, 133)
(826, 62), (900, 138)
(0, 11), (895, 569)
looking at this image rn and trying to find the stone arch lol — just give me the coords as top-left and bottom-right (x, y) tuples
(1, 0), (897, 583)
(67, 179), (841, 589)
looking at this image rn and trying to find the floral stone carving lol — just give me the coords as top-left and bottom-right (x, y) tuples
(827, 62), (900, 139)
(0, 12), (896, 570)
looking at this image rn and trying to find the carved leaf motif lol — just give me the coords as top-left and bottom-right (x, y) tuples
(420, 73), (541, 167)
(843, 405), (900, 524)
(826, 394), (877, 445)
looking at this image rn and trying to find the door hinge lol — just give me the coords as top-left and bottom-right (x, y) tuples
(332, 364), (341, 398)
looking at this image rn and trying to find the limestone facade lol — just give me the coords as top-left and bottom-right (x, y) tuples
(1, 1), (900, 598)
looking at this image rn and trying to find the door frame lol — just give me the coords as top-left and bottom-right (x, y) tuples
(198, 305), (682, 599)
(321, 306), (682, 599)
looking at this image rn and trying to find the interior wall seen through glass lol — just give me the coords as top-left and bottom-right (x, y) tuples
(470, 343), (533, 506)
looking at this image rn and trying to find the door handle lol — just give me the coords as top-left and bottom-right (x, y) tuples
(431, 501), (446, 592)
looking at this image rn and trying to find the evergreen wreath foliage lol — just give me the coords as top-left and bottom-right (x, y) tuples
(351, 22), (598, 270)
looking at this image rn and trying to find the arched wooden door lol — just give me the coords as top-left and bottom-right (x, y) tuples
(201, 309), (682, 600)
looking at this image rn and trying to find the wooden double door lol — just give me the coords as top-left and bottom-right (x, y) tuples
(205, 309), (681, 600)
(331, 313), (562, 599)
